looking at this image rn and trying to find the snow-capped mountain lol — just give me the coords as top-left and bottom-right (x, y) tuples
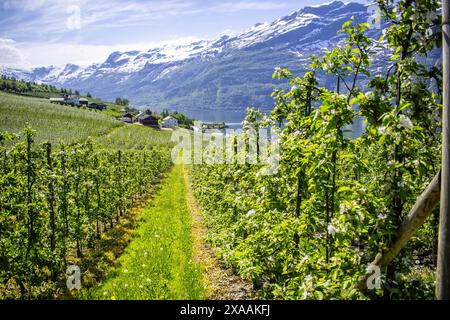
(1, 1), (382, 112)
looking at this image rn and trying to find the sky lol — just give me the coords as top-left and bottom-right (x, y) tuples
(0, 0), (369, 69)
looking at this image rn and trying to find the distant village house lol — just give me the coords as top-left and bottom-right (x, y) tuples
(120, 112), (133, 124)
(79, 98), (89, 106)
(161, 116), (178, 128)
(49, 94), (106, 110)
(89, 102), (106, 111)
(49, 94), (80, 106)
(137, 114), (159, 129)
(201, 121), (226, 130)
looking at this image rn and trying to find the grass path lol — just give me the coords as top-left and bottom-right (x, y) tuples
(84, 163), (254, 300)
(86, 164), (205, 299)
(183, 167), (255, 300)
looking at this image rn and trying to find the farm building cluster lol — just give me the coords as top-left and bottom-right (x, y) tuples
(49, 94), (106, 110)
(120, 110), (179, 129)
(49, 92), (181, 129)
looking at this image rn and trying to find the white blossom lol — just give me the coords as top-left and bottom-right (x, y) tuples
(302, 290), (308, 299)
(327, 224), (337, 236)
(378, 214), (387, 220)
(398, 115), (413, 129)
(246, 209), (256, 217)
(378, 126), (387, 134)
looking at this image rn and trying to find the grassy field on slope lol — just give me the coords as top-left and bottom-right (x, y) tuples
(85, 164), (205, 300)
(0, 91), (122, 144)
(96, 124), (173, 150)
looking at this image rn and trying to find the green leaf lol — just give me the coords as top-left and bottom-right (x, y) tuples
(338, 186), (351, 193)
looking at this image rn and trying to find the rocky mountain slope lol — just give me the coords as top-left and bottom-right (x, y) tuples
(2, 1), (383, 113)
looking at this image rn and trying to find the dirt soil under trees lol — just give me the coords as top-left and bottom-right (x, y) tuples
(183, 166), (256, 300)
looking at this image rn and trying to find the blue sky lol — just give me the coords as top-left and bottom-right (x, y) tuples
(0, 0), (368, 69)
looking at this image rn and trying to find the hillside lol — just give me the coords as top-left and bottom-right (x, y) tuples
(0, 91), (122, 145)
(0, 77), (127, 117)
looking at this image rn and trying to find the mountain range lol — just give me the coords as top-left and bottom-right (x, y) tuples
(1, 1), (385, 117)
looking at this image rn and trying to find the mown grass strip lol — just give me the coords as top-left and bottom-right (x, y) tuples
(183, 166), (255, 300)
(85, 164), (205, 300)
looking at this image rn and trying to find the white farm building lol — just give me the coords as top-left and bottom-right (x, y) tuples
(162, 116), (178, 128)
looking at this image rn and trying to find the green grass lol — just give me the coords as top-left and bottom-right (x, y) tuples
(96, 124), (173, 150)
(0, 91), (122, 145)
(85, 164), (205, 300)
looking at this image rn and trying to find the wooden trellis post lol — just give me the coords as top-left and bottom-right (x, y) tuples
(437, 0), (450, 300)
(356, 172), (441, 292)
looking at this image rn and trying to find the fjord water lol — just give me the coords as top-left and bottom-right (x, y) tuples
(157, 107), (366, 139)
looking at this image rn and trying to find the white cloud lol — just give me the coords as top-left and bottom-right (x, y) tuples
(0, 38), (141, 69)
(0, 0), (198, 39)
(4, 36), (203, 69)
(19, 42), (122, 68)
(0, 38), (31, 69)
(0, 0), (292, 69)
(1, 0), (288, 41)
(2, 0), (47, 11)
(209, 1), (289, 13)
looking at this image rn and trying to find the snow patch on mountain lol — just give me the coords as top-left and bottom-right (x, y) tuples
(1, 0), (378, 109)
